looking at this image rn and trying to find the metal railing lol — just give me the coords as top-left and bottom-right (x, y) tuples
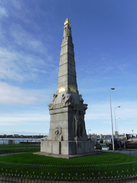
(0, 176), (137, 183)
(0, 139), (40, 145)
(0, 161), (137, 182)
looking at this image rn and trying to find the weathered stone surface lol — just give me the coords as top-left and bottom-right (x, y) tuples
(41, 141), (52, 153)
(41, 141), (61, 154)
(41, 140), (94, 156)
(41, 18), (94, 157)
(52, 141), (61, 154)
(61, 141), (76, 155)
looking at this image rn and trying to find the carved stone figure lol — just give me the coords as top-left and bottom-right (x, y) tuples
(55, 125), (62, 135)
(61, 93), (73, 107)
(52, 94), (57, 103)
(74, 111), (83, 137)
(47, 103), (53, 110)
(83, 104), (88, 114)
(47, 94), (58, 110)
(55, 126), (62, 140)
(79, 95), (84, 103)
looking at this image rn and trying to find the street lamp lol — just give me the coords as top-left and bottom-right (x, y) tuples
(88, 129), (91, 135)
(114, 106), (120, 138)
(117, 118), (121, 134)
(109, 88), (115, 151)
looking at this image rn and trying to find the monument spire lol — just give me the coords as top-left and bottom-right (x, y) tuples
(57, 18), (78, 94)
(40, 19), (94, 158)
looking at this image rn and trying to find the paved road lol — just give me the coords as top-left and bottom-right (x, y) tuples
(116, 150), (137, 156)
(0, 152), (26, 157)
(103, 149), (137, 157)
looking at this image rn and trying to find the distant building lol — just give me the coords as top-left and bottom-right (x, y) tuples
(13, 134), (19, 137)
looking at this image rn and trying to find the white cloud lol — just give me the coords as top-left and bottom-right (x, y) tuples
(0, 110), (50, 135)
(0, 113), (49, 126)
(10, 24), (48, 54)
(0, 47), (56, 82)
(85, 101), (137, 134)
(12, 0), (22, 10)
(78, 55), (131, 83)
(86, 101), (137, 121)
(0, 7), (8, 18)
(0, 82), (50, 105)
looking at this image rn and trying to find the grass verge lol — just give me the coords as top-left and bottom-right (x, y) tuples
(0, 152), (137, 165)
(0, 152), (137, 180)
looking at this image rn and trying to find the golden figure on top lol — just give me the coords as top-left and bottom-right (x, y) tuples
(64, 18), (71, 26)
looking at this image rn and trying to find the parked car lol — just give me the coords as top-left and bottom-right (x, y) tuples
(94, 139), (102, 150)
(94, 142), (102, 150)
(125, 138), (137, 149)
(94, 138), (123, 150)
(106, 138), (123, 150)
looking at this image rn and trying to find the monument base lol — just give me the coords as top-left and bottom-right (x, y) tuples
(40, 140), (94, 157)
(34, 151), (99, 159)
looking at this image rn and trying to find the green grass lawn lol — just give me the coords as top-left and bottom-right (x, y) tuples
(0, 152), (137, 165)
(0, 152), (137, 180)
(0, 147), (40, 154)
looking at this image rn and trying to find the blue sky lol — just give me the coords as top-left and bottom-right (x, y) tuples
(0, 0), (137, 135)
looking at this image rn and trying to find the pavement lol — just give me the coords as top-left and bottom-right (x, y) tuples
(102, 149), (137, 157)
(0, 152), (26, 157)
(115, 149), (137, 156)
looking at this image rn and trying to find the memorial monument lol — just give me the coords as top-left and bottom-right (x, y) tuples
(40, 18), (94, 158)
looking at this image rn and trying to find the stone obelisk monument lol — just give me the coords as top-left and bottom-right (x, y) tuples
(41, 18), (94, 158)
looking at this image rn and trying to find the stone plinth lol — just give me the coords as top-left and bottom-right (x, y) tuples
(41, 140), (94, 156)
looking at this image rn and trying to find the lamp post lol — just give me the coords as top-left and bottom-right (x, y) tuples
(88, 129), (91, 140)
(109, 88), (115, 151)
(132, 130), (134, 136)
(117, 118), (121, 134)
(114, 106), (120, 138)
